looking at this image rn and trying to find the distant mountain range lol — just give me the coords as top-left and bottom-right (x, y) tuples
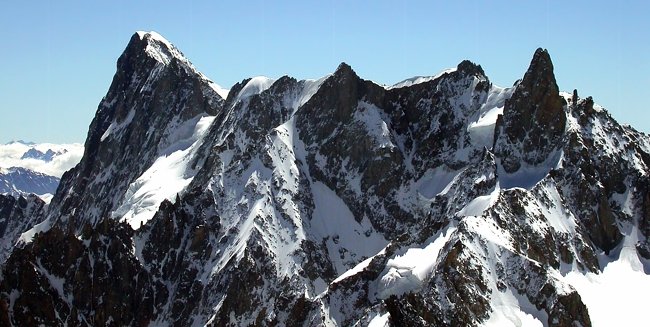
(0, 167), (59, 198)
(0, 141), (83, 200)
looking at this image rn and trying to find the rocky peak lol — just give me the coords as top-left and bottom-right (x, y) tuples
(456, 59), (485, 78)
(297, 62), (371, 144)
(494, 48), (567, 172)
(136, 31), (182, 63)
(47, 31), (223, 230)
(333, 62), (356, 78)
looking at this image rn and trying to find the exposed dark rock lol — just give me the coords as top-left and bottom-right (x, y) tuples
(0, 193), (45, 264)
(48, 31), (224, 230)
(0, 219), (160, 326)
(495, 48), (567, 173)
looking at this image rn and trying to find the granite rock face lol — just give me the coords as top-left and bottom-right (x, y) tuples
(494, 48), (567, 173)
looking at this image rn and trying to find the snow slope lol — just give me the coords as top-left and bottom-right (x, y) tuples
(113, 115), (216, 229)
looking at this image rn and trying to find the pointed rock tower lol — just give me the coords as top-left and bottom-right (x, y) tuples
(494, 48), (566, 173)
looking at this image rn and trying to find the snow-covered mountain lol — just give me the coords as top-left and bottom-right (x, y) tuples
(1, 31), (649, 327)
(0, 167), (59, 199)
(0, 141), (83, 200)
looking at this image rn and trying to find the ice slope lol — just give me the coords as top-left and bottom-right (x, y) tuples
(112, 115), (216, 229)
(562, 228), (650, 327)
(374, 226), (457, 299)
(311, 181), (388, 275)
(467, 85), (515, 149)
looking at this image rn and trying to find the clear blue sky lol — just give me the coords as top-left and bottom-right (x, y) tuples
(1, 1), (648, 143)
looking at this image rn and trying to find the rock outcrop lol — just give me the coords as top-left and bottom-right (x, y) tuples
(495, 48), (567, 173)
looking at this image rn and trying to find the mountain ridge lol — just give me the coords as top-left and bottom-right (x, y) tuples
(1, 32), (649, 326)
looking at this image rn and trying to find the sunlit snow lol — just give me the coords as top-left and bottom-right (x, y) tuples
(113, 115), (215, 229)
(562, 228), (650, 327)
(310, 181), (388, 275)
(483, 288), (545, 327)
(375, 227), (456, 299)
(387, 68), (457, 89)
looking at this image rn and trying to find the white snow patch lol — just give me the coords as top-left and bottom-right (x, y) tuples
(209, 81), (230, 99)
(113, 115), (215, 229)
(539, 183), (577, 234)
(18, 216), (53, 244)
(354, 102), (395, 150)
(376, 227), (456, 299)
(467, 106), (502, 149)
(483, 288), (544, 327)
(388, 68), (457, 89)
(562, 228), (650, 327)
(236, 76), (275, 100)
(136, 31), (173, 48)
(469, 104), (502, 129)
(467, 85), (514, 149)
(333, 247), (386, 284)
(39, 193), (54, 204)
(101, 109), (136, 141)
(416, 166), (461, 199)
(458, 183), (501, 217)
(367, 312), (390, 327)
(610, 187), (634, 217)
(286, 76), (330, 112)
(464, 216), (514, 250)
(136, 31), (183, 65)
(498, 149), (562, 190)
(310, 181), (388, 275)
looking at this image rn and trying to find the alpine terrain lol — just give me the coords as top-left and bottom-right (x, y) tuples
(0, 141), (84, 201)
(1, 31), (649, 326)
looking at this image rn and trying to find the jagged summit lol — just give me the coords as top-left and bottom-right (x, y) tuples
(527, 48), (554, 76)
(120, 31), (229, 98)
(130, 30), (186, 65)
(494, 47), (566, 173)
(135, 30), (171, 44)
(456, 59), (485, 77)
(45, 30), (224, 230)
(332, 61), (360, 83)
(334, 61), (354, 74)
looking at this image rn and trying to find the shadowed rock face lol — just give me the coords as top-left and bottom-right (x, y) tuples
(2, 34), (650, 326)
(495, 48), (567, 173)
(0, 194), (45, 264)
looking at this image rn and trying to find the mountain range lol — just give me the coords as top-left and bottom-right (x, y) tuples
(0, 141), (84, 200)
(0, 31), (649, 326)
